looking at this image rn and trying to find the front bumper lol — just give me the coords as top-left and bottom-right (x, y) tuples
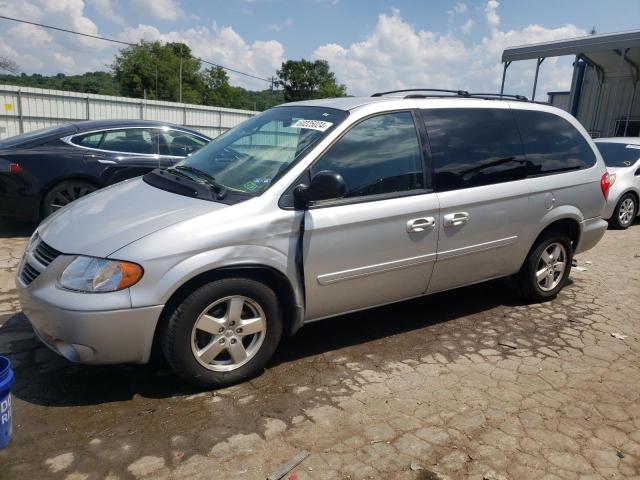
(575, 217), (608, 255)
(16, 253), (163, 365)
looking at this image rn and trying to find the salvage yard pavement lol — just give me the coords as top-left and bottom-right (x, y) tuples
(0, 219), (639, 479)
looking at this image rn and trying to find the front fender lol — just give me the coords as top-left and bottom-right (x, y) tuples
(127, 244), (302, 309)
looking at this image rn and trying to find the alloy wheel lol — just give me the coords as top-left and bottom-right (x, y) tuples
(536, 242), (567, 292)
(618, 197), (635, 227)
(190, 295), (267, 372)
(48, 183), (96, 212)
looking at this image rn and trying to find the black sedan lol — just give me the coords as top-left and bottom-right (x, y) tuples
(0, 119), (211, 222)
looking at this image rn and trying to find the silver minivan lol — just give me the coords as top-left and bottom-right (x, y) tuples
(16, 92), (610, 387)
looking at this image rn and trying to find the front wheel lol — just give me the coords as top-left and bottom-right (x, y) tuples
(161, 278), (283, 388)
(515, 231), (573, 303)
(609, 193), (637, 230)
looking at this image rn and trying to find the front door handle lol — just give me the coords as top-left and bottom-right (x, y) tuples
(443, 212), (470, 227)
(407, 217), (435, 232)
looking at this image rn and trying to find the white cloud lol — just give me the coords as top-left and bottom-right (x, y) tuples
(461, 18), (475, 34)
(120, 24), (284, 89)
(8, 23), (53, 46)
(484, 0), (501, 29)
(131, 0), (184, 21)
(0, 0), (115, 74)
(313, 7), (586, 98)
(266, 17), (294, 32)
(52, 52), (77, 73)
(88, 0), (125, 25)
(447, 2), (467, 15)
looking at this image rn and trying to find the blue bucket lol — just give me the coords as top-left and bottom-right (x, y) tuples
(0, 356), (14, 449)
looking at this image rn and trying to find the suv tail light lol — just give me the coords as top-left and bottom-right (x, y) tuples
(600, 172), (611, 200)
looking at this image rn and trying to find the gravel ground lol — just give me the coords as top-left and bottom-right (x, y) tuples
(0, 219), (639, 480)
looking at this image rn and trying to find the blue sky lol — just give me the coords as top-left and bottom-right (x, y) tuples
(0, 0), (639, 97)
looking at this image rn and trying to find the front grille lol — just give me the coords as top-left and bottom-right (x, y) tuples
(20, 263), (40, 285)
(33, 240), (61, 267)
(19, 237), (63, 286)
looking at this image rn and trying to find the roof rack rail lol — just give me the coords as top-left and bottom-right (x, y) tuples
(468, 93), (529, 101)
(371, 88), (470, 97)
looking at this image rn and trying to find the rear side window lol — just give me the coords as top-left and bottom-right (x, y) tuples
(421, 108), (526, 191)
(311, 111), (423, 199)
(100, 129), (158, 155)
(513, 109), (596, 175)
(595, 142), (640, 168)
(71, 132), (103, 148)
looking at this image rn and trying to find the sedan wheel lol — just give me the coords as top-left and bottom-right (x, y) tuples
(191, 295), (267, 372)
(618, 197), (636, 227)
(42, 180), (97, 218)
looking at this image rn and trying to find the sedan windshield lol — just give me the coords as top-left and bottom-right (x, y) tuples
(175, 106), (348, 195)
(596, 142), (640, 168)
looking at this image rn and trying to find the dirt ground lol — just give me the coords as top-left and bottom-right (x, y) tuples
(0, 219), (639, 480)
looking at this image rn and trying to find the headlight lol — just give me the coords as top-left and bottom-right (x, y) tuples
(58, 256), (143, 293)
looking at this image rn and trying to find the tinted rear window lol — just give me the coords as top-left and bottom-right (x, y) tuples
(421, 108), (526, 191)
(0, 124), (75, 149)
(513, 109), (596, 175)
(595, 142), (640, 168)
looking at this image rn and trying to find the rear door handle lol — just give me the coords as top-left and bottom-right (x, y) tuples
(443, 212), (470, 227)
(407, 217), (435, 232)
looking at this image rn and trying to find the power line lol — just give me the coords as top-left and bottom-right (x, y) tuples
(0, 15), (134, 46)
(0, 14), (273, 84)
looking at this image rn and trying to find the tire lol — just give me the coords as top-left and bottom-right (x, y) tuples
(608, 193), (637, 230)
(161, 278), (283, 388)
(515, 230), (573, 303)
(41, 180), (97, 219)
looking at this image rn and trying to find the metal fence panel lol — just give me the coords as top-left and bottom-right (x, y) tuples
(0, 84), (257, 140)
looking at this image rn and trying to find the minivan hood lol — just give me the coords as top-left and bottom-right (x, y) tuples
(38, 178), (226, 257)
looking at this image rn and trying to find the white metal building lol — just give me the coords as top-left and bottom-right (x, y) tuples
(0, 84), (257, 140)
(502, 29), (640, 138)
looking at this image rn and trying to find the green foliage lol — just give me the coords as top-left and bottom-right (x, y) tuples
(0, 43), (341, 111)
(112, 41), (203, 103)
(0, 71), (120, 95)
(276, 59), (347, 102)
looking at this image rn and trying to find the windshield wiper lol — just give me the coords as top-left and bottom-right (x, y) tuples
(169, 165), (228, 199)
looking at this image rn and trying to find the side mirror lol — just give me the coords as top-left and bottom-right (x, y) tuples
(293, 170), (347, 208)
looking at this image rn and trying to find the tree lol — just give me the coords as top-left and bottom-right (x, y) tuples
(0, 56), (18, 74)
(276, 59), (346, 102)
(202, 66), (236, 107)
(111, 41), (204, 103)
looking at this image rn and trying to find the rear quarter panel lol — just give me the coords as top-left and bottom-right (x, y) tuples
(508, 102), (607, 263)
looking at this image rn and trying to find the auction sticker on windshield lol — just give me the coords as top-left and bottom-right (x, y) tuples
(291, 119), (333, 132)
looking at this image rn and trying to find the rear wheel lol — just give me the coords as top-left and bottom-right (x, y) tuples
(609, 193), (637, 230)
(41, 180), (97, 218)
(161, 278), (283, 388)
(516, 231), (573, 303)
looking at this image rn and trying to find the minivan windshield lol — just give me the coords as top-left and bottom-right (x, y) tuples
(595, 142), (640, 168)
(174, 106), (348, 195)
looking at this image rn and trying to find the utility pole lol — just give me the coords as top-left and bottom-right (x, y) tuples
(179, 46), (183, 103)
(155, 63), (158, 100)
(270, 76), (275, 107)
